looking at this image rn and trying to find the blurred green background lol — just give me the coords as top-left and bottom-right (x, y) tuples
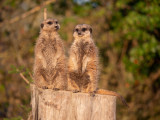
(0, 0), (160, 119)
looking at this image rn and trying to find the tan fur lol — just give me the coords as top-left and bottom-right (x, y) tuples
(68, 24), (99, 93)
(33, 18), (67, 90)
(68, 24), (128, 107)
(96, 89), (129, 107)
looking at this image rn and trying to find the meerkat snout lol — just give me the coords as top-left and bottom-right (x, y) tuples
(40, 18), (60, 31)
(55, 25), (59, 30)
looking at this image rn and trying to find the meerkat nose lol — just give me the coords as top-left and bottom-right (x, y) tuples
(55, 25), (59, 29)
(78, 32), (81, 35)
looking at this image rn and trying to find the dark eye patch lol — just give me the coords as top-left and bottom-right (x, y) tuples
(82, 28), (87, 32)
(75, 28), (79, 32)
(89, 28), (92, 33)
(55, 21), (58, 24)
(47, 21), (53, 25)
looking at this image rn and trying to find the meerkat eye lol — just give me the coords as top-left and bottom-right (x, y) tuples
(55, 21), (58, 24)
(47, 21), (53, 25)
(75, 29), (79, 32)
(82, 28), (86, 32)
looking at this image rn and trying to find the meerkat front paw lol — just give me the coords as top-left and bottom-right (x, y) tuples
(90, 91), (96, 97)
(41, 86), (48, 89)
(53, 88), (60, 91)
(73, 90), (80, 93)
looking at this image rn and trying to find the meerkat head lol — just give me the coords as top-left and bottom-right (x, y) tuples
(73, 24), (92, 38)
(40, 18), (60, 32)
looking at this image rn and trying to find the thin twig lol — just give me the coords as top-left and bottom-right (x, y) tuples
(19, 72), (30, 85)
(44, 8), (47, 20)
(147, 69), (160, 83)
(0, 0), (55, 27)
(29, 71), (34, 80)
(119, 40), (129, 63)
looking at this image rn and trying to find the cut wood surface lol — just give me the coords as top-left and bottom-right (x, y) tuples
(30, 84), (116, 120)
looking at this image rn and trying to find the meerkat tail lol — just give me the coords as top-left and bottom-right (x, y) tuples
(96, 89), (129, 107)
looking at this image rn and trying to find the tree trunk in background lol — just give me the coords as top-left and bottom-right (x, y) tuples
(30, 84), (116, 120)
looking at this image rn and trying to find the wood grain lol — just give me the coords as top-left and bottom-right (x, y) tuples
(30, 84), (116, 120)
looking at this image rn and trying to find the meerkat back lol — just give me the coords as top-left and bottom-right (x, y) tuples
(33, 18), (67, 90)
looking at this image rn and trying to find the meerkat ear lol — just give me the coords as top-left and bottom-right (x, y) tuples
(41, 23), (44, 28)
(89, 27), (92, 33)
(73, 28), (76, 33)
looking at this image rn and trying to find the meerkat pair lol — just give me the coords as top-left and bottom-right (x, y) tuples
(33, 19), (128, 106)
(33, 19), (96, 92)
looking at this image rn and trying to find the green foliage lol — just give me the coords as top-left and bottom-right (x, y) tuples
(111, 0), (160, 79)
(0, 84), (5, 92)
(9, 65), (33, 83)
(73, 4), (92, 16)
(50, 0), (68, 15)
(4, 116), (22, 120)
(3, 0), (17, 7)
(61, 17), (76, 26)
(8, 65), (24, 74)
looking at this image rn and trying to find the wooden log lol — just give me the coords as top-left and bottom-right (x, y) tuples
(30, 84), (116, 120)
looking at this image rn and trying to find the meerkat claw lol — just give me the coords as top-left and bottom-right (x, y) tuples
(41, 86), (48, 89)
(90, 91), (96, 97)
(53, 88), (60, 91)
(73, 90), (80, 93)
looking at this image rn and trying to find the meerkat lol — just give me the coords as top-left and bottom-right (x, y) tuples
(68, 24), (128, 107)
(33, 18), (67, 90)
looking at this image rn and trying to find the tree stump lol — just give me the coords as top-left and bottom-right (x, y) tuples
(30, 84), (116, 120)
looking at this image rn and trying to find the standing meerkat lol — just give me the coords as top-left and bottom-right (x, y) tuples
(68, 24), (128, 107)
(68, 24), (98, 93)
(33, 18), (67, 90)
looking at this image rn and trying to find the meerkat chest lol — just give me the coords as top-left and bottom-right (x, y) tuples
(76, 41), (90, 59)
(42, 38), (57, 55)
(73, 41), (91, 73)
(41, 37), (59, 68)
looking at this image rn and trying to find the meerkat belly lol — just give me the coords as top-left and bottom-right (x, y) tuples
(77, 46), (89, 74)
(42, 44), (58, 69)
(82, 56), (90, 73)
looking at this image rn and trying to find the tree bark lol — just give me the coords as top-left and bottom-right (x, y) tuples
(30, 84), (116, 120)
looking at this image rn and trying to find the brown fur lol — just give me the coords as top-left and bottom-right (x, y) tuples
(96, 89), (129, 107)
(33, 18), (67, 90)
(68, 24), (99, 93)
(68, 24), (128, 107)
